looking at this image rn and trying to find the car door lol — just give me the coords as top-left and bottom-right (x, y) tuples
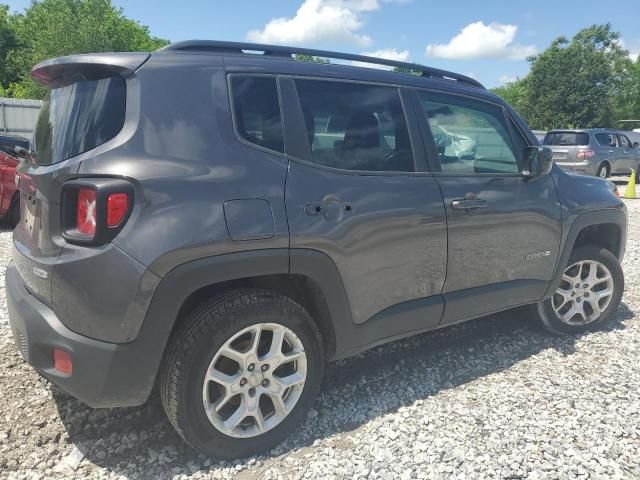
(412, 89), (562, 324)
(617, 134), (637, 173)
(281, 77), (447, 332)
(593, 132), (615, 173)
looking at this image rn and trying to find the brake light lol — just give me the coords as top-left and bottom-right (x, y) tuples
(53, 348), (72, 375)
(107, 193), (129, 227)
(577, 149), (595, 159)
(77, 188), (97, 236)
(62, 179), (134, 246)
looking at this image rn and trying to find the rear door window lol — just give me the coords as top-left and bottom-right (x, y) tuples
(229, 76), (284, 154)
(33, 76), (126, 165)
(294, 79), (415, 172)
(543, 132), (589, 146)
(595, 133), (616, 147)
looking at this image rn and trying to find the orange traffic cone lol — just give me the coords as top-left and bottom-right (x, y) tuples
(622, 169), (636, 199)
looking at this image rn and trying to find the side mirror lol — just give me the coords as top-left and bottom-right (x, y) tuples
(523, 146), (553, 178)
(13, 146), (28, 158)
(633, 142), (639, 149)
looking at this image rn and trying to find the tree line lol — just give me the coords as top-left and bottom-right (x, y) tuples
(491, 24), (640, 131)
(0, 0), (168, 98)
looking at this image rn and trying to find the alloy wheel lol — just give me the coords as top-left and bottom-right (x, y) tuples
(202, 323), (307, 438)
(552, 260), (614, 325)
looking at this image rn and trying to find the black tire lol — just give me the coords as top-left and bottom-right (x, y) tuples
(595, 163), (610, 179)
(159, 289), (324, 459)
(534, 246), (624, 335)
(6, 194), (19, 227)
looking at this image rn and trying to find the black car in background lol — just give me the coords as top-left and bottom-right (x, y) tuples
(0, 134), (29, 158)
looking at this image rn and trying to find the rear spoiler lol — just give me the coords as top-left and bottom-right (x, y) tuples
(31, 52), (150, 88)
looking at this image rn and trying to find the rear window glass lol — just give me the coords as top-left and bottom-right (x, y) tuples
(543, 132), (589, 146)
(229, 76), (284, 153)
(32, 76), (126, 165)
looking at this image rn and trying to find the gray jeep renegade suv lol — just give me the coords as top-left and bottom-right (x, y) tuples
(7, 41), (627, 458)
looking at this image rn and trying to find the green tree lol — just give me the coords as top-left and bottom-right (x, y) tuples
(613, 57), (640, 126)
(0, 5), (19, 88)
(491, 78), (528, 116)
(392, 66), (421, 76)
(522, 24), (634, 130)
(294, 54), (329, 64)
(2, 0), (168, 98)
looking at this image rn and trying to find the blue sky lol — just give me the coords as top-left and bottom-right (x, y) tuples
(5, 0), (640, 87)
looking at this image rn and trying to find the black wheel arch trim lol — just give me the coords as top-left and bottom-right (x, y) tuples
(543, 208), (626, 299)
(131, 248), (354, 403)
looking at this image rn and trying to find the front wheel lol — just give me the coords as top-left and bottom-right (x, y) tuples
(535, 246), (624, 334)
(159, 289), (324, 459)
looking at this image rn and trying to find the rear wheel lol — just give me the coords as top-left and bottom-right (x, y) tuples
(595, 163), (610, 179)
(159, 289), (324, 459)
(534, 246), (623, 334)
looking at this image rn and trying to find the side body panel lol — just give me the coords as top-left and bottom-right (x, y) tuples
(79, 53), (291, 276)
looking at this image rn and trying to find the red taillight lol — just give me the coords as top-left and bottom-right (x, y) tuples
(62, 179), (133, 245)
(77, 188), (97, 236)
(577, 149), (595, 159)
(107, 193), (129, 227)
(53, 348), (72, 375)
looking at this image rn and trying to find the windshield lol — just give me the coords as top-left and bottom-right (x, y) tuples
(32, 76), (126, 165)
(543, 132), (589, 146)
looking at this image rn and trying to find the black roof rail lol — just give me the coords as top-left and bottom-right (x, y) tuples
(161, 40), (485, 89)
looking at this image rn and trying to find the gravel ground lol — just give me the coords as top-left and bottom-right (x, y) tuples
(1, 183), (639, 479)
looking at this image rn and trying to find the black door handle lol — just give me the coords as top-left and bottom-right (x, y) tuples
(305, 201), (353, 216)
(304, 203), (323, 215)
(451, 198), (488, 210)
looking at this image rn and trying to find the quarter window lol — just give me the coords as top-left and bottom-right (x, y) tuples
(230, 76), (284, 153)
(417, 91), (519, 174)
(295, 79), (414, 172)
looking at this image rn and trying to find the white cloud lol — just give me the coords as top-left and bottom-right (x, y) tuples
(352, 48), (410, 69)
(619, 39), (640, 62)
(498, 74), (518, 85)
(247, 0), (381, 47)
(425, 22), (537, 60)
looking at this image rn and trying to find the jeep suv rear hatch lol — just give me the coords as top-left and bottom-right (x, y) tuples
(13, 53), (148, 304)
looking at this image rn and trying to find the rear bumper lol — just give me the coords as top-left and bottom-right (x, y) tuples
(6, 264), (161, 407)
(555, 161), (594, 175)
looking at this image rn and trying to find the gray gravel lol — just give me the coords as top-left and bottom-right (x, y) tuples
(1, 184), (640, 479)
